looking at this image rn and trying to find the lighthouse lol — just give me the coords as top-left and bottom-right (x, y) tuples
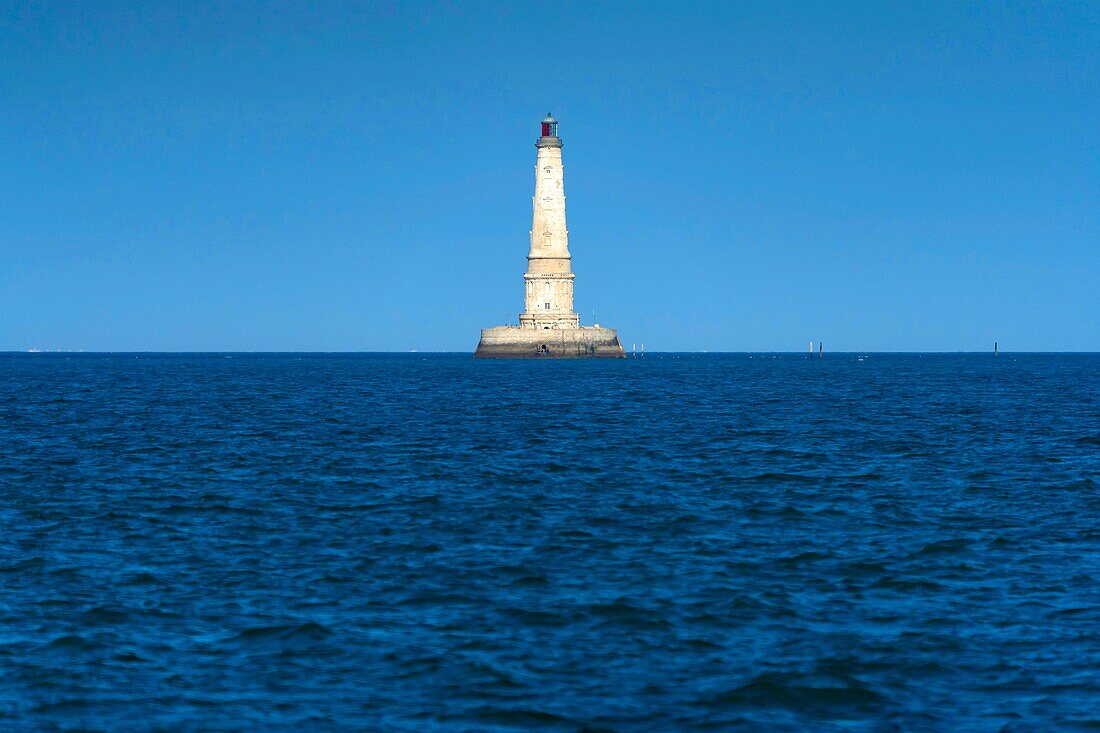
(520, 114), (579, 330)
(475, 114), (624, 358)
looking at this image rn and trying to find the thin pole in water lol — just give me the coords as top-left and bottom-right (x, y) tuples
(994, 341), (998, 356)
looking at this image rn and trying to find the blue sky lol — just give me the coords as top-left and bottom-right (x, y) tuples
(2, 1), (1097, 351)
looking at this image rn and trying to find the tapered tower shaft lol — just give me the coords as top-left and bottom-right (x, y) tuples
(519, 114), (580, 329)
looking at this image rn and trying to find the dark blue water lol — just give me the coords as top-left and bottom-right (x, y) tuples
(1, 353), (1098, 731)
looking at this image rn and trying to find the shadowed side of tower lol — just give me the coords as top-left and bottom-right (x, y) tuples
(475, 114), (624, 358)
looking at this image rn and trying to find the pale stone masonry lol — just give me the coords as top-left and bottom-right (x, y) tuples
(520, 122), (578, 330)
(475, 114), (624, 358)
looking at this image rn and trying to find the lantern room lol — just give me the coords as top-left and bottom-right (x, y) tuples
(541, 113), (558, 138)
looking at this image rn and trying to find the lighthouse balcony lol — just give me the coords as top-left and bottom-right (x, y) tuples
(518, 312), (580, 330)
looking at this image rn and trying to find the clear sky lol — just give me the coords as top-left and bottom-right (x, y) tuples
(2, 1), (1097, 352)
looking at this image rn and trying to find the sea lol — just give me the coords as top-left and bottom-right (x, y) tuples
(1, 352), (1098, 731)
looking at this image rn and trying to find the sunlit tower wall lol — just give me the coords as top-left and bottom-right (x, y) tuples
(519, 114), (580, 329)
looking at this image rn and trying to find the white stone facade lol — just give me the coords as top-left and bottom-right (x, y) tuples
(518, 124), (579, 330)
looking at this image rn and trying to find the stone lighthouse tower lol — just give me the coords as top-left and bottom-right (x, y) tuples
(519, 114), (579, 330)
(475, 114), (624, 358)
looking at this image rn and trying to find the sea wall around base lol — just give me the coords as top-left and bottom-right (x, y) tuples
(474, 326), (625, 359)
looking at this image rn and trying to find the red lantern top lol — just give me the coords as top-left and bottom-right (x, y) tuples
(541, 113), (558, 138)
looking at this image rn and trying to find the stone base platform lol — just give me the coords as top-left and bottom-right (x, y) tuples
(475, 326), (625, 359)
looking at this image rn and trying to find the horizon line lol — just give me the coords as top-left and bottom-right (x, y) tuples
(4, 350), (1098, 356)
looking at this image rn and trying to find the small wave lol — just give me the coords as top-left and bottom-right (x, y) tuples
(839, 561), (889, 577)
(403, 493), (443, 506)
(42, 634), (105, 652)
(745, 472), (816, 483)
(500, 607), (568, 626)
(45, 566), (84, 579)
(700, 674), (887, 711)
(465, 705), (573, 727)
(31, 698), (94, 713)
(586, 600), (670, 630)
(0, 556), (45, 573)
(230, 622), (333, 643)
(79, 606), (131, 624)
(165, 502), (255, 515)
(915, 538), (973, 556)
(747, 505), (808, 519)
(397, 591), (472, 607)
(121, 571), (158, 585)
(871, 576), (946, 591)
(771, 551), (829, 567)
(1052, 477), (1097, 491)
(844, 472), (884, 481)
(508, 575), (549, 587)
(1047, 606), (1098, 619)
